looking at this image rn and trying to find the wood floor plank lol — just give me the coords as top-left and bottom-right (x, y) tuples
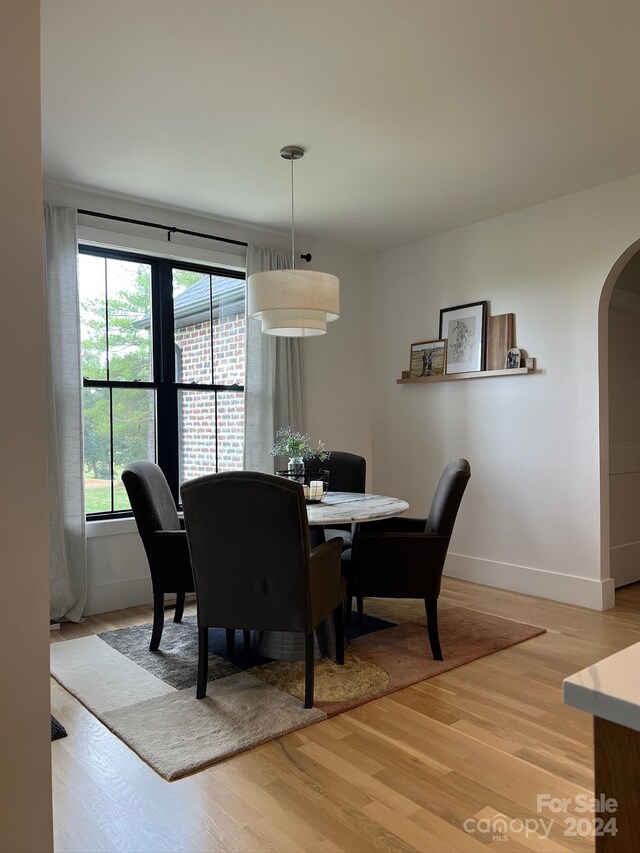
(297, 741), (422, 816)
(263, 776), (391, 852)
(362, 800), (487, 852)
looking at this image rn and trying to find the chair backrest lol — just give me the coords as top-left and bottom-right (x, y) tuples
(322, 451), (366, 493)
(181, 471), (312, 632)
(121, 461), (181, 536)
(424, 458), (471, 538)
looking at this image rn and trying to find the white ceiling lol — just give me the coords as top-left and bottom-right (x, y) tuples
(42, 0), (640, 251)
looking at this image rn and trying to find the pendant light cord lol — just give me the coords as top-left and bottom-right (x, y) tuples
(290, 156), (296, 270)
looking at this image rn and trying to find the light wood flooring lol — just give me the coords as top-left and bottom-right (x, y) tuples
(50, 579), (640, 853)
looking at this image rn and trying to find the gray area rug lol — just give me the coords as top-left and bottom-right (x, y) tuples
(100, 616), (240, 689)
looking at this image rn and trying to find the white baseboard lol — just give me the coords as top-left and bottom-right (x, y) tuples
(84, 554), (616, 616)
(444, 553), (615, 611)
(84, 577), (197, 617)
(84, 576), (153, 616)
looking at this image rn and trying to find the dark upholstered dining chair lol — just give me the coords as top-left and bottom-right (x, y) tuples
(181, 471), (345, 708)
(314, 451), (366, 549)
(121, 461), (195, 652)
(342, 458), (471, 659)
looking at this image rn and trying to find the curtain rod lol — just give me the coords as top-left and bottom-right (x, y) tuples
(77, 208), (312, 262)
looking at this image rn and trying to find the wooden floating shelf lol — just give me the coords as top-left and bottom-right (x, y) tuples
(397, 367), (532, 384)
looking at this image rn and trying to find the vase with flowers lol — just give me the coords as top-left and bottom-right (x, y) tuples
(271, 428), (331, 501)
(271, 427), (330, 477)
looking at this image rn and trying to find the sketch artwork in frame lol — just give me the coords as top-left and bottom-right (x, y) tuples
(439, 301), (487, 374)
(410, 339), (447, 378)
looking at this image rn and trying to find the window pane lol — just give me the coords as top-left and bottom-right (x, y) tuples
(79, 254), (108, 381)
(106, 259), (153, 382)
(173, 270), (213, 384)
(178, 390), (217, 484)
(83, 386), (156, 514)
(216, 391), (244, 472)
(173, 270), (245, 385)
(83, 386), (111, 513)
(211, 276), (245, 386)
(112, 388), (156, 511)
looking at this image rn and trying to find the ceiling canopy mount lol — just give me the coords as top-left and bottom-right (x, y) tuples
(280, 145), (305, 161)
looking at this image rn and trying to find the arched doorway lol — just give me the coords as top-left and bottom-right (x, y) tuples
(599, 237), (640, 593)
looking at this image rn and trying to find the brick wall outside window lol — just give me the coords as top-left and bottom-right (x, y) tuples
(175, 313), (244, 481)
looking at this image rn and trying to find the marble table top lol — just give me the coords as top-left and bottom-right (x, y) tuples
(563, 641), (640, 732)
(306, 492), (409, 526)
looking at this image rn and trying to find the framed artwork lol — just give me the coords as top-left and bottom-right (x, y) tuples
(410, 339), (447, 378)
(439, 301), (487, 374)
(506, 347), (521, 369)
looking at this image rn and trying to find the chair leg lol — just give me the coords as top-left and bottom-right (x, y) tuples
(225, 628), (235, 658)
(304, 632), (315, 709)
(149, 593), (164, 651)
(173, 591), (185, 623)
(243, 629), (252, 656)
(425, 597), (443, 660)
(357, 596), (364, 623)
(333, 604), (345, 665)
(196, 625), (208, 699)
(346, 596), (353, 625)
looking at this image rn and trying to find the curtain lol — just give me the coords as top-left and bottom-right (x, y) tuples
(45, 204), (87, 622)
(244, 245), (304, 472)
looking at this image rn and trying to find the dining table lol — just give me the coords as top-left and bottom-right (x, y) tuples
(256, 491), (409, 660)
(306, 490), (410, 528)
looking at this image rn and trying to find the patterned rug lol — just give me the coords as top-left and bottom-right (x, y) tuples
(50, 601), (544, 780)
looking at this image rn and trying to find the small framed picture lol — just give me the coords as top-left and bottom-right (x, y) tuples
(410, 339), (447, 378)
(506, 347), (521, 369)
(439, 301), (487, 374)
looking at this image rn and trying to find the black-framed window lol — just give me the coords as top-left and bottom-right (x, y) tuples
(79, 245), (245, 518)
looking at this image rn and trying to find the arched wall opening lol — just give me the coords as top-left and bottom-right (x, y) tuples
(599, 237), (640, 594)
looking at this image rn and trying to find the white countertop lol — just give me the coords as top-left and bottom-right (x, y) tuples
(563, 641), (640, 732)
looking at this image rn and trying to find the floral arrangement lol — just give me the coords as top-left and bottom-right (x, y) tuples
(270, 427), (330, 462)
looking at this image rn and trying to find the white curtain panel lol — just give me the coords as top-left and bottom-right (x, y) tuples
(45, 204), (87, 622)
(244, 245), (304, 472)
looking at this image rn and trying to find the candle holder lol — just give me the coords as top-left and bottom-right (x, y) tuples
(276, 469), (329, 503)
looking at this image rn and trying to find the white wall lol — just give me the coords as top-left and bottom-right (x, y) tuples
(369, 172), (640, 610)
(304, 239), (371, 478)
(44, 182), (370, 614)
(609, 286), (640, 587)
(0, 4), (53, 851)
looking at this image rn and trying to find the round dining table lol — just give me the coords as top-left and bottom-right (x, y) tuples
(256, 491), (409, 660)
(306, 491), (410, 528)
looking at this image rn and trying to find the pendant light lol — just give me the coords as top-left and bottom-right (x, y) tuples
(248, 146), (340, 337)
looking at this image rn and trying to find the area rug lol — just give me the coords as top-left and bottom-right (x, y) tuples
(50, 715), (67, 741)
(50, 604), (544, 780)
